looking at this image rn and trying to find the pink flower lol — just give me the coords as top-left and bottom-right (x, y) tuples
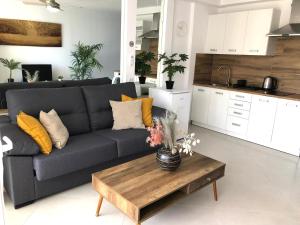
(146, 121), (164, 147)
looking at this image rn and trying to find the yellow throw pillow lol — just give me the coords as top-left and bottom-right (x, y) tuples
(17, 112), (52, 155)
(122, 95), (153, 127)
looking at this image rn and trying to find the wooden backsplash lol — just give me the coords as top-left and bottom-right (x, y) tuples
(194, 37), (300, 94)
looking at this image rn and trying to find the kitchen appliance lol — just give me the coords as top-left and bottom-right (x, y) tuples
(268, 0), (300, 37)
(262, 76), (278, 92)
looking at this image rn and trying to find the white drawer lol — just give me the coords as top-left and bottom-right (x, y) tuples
(228, 107), (250, 119)
(229, 99), (251, 111)
(227, 116), (248, 134)
(230, 92), (252, 102)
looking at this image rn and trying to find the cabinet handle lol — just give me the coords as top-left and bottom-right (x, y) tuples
(234, 103), (243, 107)
(210, 48), (217, 52)
(198, 89), (205, 92)
(249, 49), (259, 53)
(235, 95), (245, 98)
(215, 92), (223, 95)
(259, 99), (269, 103)
(232, 123), (241, 127)
(233, 111), (242, 115)
(228, 49), (237, 52)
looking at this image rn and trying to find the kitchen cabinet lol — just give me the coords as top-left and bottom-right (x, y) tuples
(271, 100), (300, 156)
(243, 9), (275, 55)
(204, 14), (227, 54)
(223, 11), (248, 54)
(247, 96), (278, 145)
(203, 8), (277, 55)
(207, 89), (229, 130)
(149, 88), (192, 134)
(191, 86), (211, 124)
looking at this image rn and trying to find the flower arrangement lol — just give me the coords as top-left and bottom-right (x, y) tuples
(147, 112), (200, 156)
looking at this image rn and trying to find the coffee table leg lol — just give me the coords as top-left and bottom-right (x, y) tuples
(212, 181), (218, 201)
(96, 194), (103, 217)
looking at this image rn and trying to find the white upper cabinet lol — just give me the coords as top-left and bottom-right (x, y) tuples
(243, 9), (274, 55)
(247, 96), (278, 145)
(223, 11), (248, 54)
(204, 14), (226, 54)
(203, 8), (276, 55)
(271, 100), (300, 156)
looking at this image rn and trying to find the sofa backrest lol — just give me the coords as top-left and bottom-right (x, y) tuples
(0, 77), (112, 109)
(0, 81), (63, 109)
(82, 82), (137, 130)
(61, 77), (111, 87)
(6, 87), (90, 136)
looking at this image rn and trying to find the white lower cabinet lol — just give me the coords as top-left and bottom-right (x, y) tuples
(271, 100), (300, 156)
(191, 85), (300, 157)
(247, 96), (278, 145)
(191, 86), (211, 124)
(207, 90), (229, 130)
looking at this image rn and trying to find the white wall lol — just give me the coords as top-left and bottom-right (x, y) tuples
(0, 0), (121, 82)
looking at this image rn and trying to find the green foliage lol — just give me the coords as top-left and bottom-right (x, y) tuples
(158, 53), (189, 81)
(0, 58), (21, 80)
(69, 42), (103, 80)
(135, 51), (155, 77)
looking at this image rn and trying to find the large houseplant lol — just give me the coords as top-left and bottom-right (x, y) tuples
(135, 51), (155, 84)
(0, 58), (21, 83)
(147, 112), (200, 171)
(158, 53), (189, 89)
(69, 42), (103, 80)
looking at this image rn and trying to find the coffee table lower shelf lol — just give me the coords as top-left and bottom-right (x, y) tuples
(95, 179), (220, 225)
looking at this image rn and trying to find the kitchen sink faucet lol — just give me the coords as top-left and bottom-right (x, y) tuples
(217, 65), (231, 87)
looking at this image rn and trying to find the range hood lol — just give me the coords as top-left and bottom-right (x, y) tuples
(139, 13), (160, 39)
(268, 0), (300, 37)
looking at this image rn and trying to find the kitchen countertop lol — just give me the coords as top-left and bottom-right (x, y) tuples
(193, 81), (300, 101)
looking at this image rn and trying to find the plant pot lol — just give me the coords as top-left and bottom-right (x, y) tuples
(138, 76), (146, 84)
(156, 147), (181, 171)
(7, 78), (14, 83)
(166, 81), (174, 89)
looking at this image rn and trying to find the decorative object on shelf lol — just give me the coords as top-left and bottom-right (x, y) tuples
(69, 42), (103, 80)
(158, 53), (189, 89)
(0, 18), (62, 47)
(135, 51), (155, 84)
(57, 75), (64, 81)
(147, 111), (200, 171)
(0, 58), (21, 83)
(23, 69), (39, 83)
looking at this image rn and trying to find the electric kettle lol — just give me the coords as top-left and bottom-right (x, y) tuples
(262, 76), (278, 92)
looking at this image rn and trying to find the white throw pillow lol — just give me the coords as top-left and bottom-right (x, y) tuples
(39, 109), (69, 149)
(110, 100), (145, 130)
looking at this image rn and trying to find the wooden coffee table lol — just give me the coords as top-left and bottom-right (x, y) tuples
(92, 152), (225, 225)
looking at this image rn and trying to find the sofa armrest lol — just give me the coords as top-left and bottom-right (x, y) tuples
(152, 106), (167, 118)
(1, 124), (40, 156)
(0, 115), (10, 126)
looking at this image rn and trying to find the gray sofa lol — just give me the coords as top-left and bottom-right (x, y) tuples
(1, 82), (165, 208)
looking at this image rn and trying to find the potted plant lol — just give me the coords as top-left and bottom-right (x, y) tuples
(0, 58), (21, 83)
(69, 42), (103, 80)
(158, 53), (189, 89)
(57, 75), (64, 81)
(135, 51), (155, 84)
(147, 111), (200, 171)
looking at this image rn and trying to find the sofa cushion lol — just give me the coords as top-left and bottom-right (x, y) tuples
(61, 77), (111, 87)
(82, 83), (137, 130)
(33, 133), (118, 181)
(94, 128), (152, 157)
(6, 87), (90, 135)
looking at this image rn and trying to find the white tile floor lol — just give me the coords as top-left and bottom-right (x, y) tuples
(4, 126), (300, 225)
